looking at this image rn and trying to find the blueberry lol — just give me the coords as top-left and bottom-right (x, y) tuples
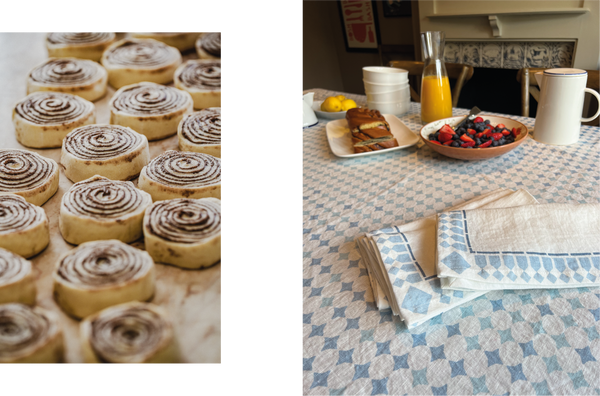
(428, 134), (435, 140)
(484, 120), (491, 124)
(452, 134), (459, 140)
(476, 125), (484, 132)
(434, 132), (440, 137)
(451, 141), (460, 147)
(492, 141), (499, 147)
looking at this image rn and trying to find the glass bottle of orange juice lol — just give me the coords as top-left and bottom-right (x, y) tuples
(420, 31), (452, 124)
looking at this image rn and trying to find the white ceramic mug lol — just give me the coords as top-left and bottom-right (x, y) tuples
(533, 68), (600, 145)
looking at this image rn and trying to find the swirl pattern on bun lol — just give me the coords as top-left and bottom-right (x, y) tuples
(29, 58), (105, 86)
(15, 92), (94, 125)
(47, 33), (115, 46)
(81, 302), (178, 363)
(175, 60), (221, 90)
(109, 83), (193, 140)
(180, 108), (221, 146)
(196, 33), (221, 58)
(53, 240), (156, 318)
(111, 82), (191, 116)
(56, 240), (153, 287)
(0, 303), (63, 363)
(143, 198), (221, 268)
(64, 125), (146, 160)
(145, 198), (221, 244)
(62, 176), (148, 219)
(0, 149), (59, 206)
(144, 151), (220, 187)
(103, 38), (180, 68)
(61, 126), (150, 183)
(59, 176), (152, 245)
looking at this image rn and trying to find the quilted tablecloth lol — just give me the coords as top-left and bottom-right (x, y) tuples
(303, 88), (599, 395)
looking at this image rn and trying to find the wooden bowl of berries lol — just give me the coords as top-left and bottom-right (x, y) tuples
(420, 115), (529, 160)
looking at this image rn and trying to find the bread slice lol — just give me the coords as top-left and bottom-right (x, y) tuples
(346, 108), (389, 132)
(353, 136), (399, 153)
(351, 125), (392, 141)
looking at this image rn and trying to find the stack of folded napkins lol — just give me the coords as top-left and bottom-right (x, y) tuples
(357, 188), (600, 328)
(357, 189), (540, 327)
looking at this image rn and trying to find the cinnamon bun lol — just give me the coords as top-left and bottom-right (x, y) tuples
(59, 175), (152, 245)
(177, 108), (221, 157)
(27, 58), (108, 102)
(46, 32), (116, 62)
(61, 125), (150, 183)
(0, 303), (63, 363)
(144, 198), (220, 269)
(13, 92), (95, 149)
(101, 38), (181, 89)
(0, 249), (36, 305)
(174, 59), (221, 109)
(195, 33), (221, 59)
(53, 240), (155, 319)
(109, 82), (193, 141)
(0, 195), (49, 258)
(138, 150), (221, 201)
(0, 149), (59, 206)
(131, 32), (200, 52)
(80, 302), (178, 363)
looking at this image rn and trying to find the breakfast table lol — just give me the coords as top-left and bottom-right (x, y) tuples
(303, 88), (599, 395)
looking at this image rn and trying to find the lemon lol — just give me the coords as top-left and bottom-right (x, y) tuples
(341, 99), (357, 111)
(322, 97), (342, 112)
(335, 95), (346, 102)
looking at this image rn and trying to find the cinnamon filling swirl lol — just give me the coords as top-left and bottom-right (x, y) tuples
(0, 150), (57, 192)
(0, 195), (43, 233)
(0, 249), (30, 287)
(180, 108), (221, 145)
(15, 92), (94, 125)
(0, 304), (54, 358)
(111, 83), (190, 115)
(56, 241), (153, 288)
(104, 39), (179, 68)
(62, 178), (146, 219)
(64, 125), (144, 160)
(145, 151), (221, 187)
(146, 198), (221, 243)
(47, 32), (114, 46)
(177, 60), (221, 90)
(199, 33), (221, 57)
(89, 304), (170, 363)
(30, 58), (103, 86)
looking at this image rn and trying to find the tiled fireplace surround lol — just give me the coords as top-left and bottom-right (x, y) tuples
(444, 41), (575, 69)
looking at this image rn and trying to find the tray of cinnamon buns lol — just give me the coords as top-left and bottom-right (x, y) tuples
(0, 33), (221, 363)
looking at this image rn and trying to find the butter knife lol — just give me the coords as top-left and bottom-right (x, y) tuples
(453, 106), (481, 130)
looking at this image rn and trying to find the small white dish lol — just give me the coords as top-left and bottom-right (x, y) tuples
(326, 114), (419, 158)
(366, 87), (410, 102)
(312, 100), (349, 120)
(362, 66), (408, 84)
(366, 100), (410, 116)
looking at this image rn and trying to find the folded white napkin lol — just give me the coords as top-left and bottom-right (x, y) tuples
(357, 189), (539, 327)
(436, 203), (600, 291)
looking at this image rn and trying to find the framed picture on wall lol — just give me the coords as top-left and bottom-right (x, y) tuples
(382, 0), (412, 17)
(338, 0), (381, 52)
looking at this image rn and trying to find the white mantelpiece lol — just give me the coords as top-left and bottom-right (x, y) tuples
(418, 0), (599, 70)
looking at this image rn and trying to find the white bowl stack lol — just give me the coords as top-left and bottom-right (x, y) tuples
(363, 66), (410, 115)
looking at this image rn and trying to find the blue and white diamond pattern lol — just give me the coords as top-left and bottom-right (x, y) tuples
(303, 89), (600, 395)
(437, 211), (600, 287)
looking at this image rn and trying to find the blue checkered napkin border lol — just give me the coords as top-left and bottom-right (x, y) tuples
(438, 210), (600, 288)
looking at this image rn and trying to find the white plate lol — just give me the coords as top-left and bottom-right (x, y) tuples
(312, 100), (348, 120)
(326, 114), (419, 158)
